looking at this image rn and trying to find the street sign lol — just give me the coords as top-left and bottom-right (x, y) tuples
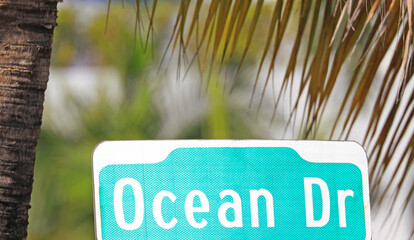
(92, 140), (371, 239)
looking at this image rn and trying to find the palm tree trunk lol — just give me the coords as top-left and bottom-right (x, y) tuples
(0, 0), (59, 239)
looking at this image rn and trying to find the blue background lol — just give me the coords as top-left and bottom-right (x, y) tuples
(99, 147), (366, 239)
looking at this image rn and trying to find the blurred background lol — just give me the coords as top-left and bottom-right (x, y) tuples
(27, 0), (413, 239)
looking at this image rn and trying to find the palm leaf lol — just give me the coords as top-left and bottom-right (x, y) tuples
(113, 0), (414, 236)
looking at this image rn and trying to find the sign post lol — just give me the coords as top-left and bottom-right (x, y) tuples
(92, 140), (371, 239)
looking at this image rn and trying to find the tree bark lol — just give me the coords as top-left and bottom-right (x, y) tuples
(0, 0), (59, 239)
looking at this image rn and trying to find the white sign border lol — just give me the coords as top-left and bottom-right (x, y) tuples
(92, 140), (371, 240)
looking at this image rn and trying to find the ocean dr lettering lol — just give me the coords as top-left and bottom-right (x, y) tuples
(111, 177), (354, 230)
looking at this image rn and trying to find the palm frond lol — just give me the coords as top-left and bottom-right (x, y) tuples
(119, 0), (414, 235)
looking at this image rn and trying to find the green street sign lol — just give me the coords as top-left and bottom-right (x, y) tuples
(92, 140), (371, 239)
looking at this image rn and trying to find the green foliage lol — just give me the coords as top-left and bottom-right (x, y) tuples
(51, 8), (77, 66)
(29, 2), (265, 239)
(29, 131), (95, 240)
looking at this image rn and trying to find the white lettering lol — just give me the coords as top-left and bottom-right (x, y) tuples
(304, 177), (330, 227)
(337, 190), (354, 227)
(250, 189), (275, 227)
(185, 190), (209, 228)
(153, 191), (178, 229)
(218, 190), (243, 228)
(113, 178), (144, 230)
